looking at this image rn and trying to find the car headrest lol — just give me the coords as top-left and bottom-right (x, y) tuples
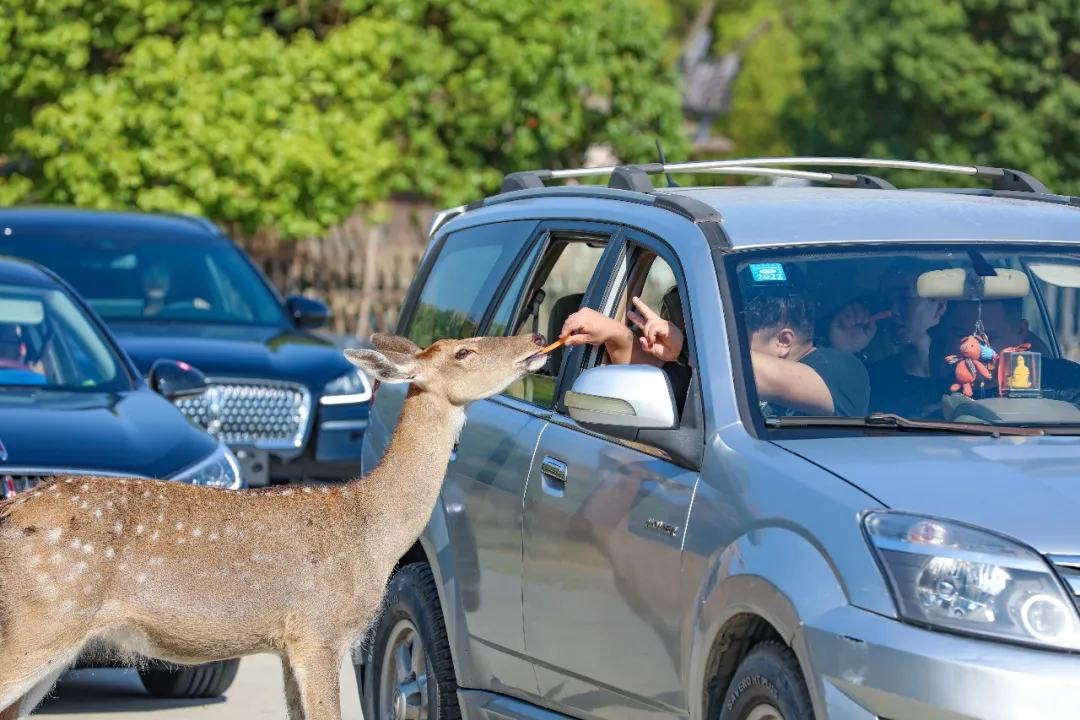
(547, 293), (585, 373)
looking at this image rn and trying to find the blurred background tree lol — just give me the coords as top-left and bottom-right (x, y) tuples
(0, 0), (688, 237)
(790, 0), (1080, 193)
(4, 0), (1080, 237)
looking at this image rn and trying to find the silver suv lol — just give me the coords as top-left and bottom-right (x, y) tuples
(356, 157), (1080, 720)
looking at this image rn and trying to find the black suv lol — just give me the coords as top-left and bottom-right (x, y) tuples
(0, 208), (370, 487)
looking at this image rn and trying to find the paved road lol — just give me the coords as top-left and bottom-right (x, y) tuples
(32, 654), (364, 719)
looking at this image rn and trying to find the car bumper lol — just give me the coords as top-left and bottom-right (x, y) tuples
(799, 604), (1080, 720)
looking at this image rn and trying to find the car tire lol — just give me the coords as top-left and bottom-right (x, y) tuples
(717, 641), (813, 720)
(138, 658), (241, 699)
(362, 562), (461, 720)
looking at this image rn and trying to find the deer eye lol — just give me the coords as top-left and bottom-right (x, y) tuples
(454, 348), (474, 360)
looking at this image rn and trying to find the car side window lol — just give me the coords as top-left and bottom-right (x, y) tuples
(580, 242), (695, 422)
(495, 233), (608, 410)
(405, 221), (534, 348)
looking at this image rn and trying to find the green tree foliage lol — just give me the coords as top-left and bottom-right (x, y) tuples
(0, 0), (687, 237)
(791, 0), (1080, 193)
(710, 0), (809, 159)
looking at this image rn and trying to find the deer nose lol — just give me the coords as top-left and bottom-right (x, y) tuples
(531, 333), (545, 347)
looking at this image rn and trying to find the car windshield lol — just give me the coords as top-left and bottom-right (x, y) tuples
(0, 233), (285, 326)
(727, 244), (1080, 429)
(0, 283), (130, 392)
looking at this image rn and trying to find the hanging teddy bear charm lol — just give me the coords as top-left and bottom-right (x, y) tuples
(946, 335), (995, 397)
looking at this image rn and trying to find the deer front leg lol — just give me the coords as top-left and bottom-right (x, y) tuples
(281, 655), (305, 720)
(286, 644), (344, 720)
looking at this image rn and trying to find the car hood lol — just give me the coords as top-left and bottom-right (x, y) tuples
(108, 321), (352, 388)
(0, 390), (217, 479)
(773, 435), (1080, 554)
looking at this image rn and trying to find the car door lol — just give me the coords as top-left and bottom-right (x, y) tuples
(377, 219), (547, 698)
(521, 231), (704, 720)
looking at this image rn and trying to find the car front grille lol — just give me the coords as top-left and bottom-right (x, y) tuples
(3, 472), (51, 498)
(173, 379), (311, 450)
(3, 469), (152, 498)
(1046, 555), (1080, 610)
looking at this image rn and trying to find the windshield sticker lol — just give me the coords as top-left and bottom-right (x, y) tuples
(748, 263), (787, 283)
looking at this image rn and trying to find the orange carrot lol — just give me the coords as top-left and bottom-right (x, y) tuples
(539, 336), (570, 355)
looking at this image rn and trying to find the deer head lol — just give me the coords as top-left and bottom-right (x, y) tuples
(344, 332), (548, 406)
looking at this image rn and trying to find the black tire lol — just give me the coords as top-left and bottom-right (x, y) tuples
(362, 562), (461, 720)
(138, 658), (240, 699)
(717, 641), (814, 720)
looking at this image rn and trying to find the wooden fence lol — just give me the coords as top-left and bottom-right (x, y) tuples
(235, 198), (436, 339)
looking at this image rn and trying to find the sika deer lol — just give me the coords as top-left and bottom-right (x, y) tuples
(0, 331), (548, 720)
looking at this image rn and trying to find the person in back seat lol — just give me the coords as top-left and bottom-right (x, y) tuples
(829, 260), (948, 417)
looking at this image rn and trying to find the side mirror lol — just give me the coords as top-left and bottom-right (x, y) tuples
(286, 294), (332, 329)
(148, 359), (208, 401)
(564, 364), (677, 430)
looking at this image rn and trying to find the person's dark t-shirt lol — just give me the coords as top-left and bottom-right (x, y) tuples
(866, 354), (943, 418)
(760, 346), (871, 418)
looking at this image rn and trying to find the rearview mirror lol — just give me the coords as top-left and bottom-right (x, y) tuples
(286, 294), (332, 329)
(564, 364), (677, 430)
(917, 268), (1030, 300)
(148, 359), (207, 401)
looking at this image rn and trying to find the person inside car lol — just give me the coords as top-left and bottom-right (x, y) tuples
(560, 276), (870, 418)
(829, 260), (948, 417)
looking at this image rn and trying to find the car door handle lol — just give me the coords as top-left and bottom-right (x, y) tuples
(540, 456), (567, 497)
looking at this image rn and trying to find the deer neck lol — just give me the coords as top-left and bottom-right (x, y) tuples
(352, 384), (463, 548)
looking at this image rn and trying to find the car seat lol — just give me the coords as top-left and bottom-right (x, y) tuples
(547, 293), (585, 374)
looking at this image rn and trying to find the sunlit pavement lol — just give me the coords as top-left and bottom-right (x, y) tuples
(32, 653), (364, 719)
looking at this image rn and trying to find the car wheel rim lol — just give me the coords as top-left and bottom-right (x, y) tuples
(378, 619), (428, 720)
(746, 704), (784, 720)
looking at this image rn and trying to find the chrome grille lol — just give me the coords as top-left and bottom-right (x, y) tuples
(2, 469), (151, 498)
(3, 473), (50, 498)
(173, 379), (311, 450)
(1046, 555), (1080, 610)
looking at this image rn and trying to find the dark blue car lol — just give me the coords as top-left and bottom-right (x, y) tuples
(0, 253), (244, 698)
(0, 208), (370, 488)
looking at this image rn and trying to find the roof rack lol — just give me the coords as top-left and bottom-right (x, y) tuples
(500, 156), (1051, 195)
(426, 156), (1057, 240)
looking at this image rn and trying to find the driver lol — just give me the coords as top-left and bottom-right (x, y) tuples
(141, 263), (171, 317)
(0, 323), (25, 367)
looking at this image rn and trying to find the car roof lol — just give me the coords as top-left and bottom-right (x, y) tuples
(0, 206), (219, 237)
(654, 186), (1080, 249)
(0, 255), (63, 288)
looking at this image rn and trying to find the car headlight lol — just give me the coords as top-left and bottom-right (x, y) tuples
(864, 511), (1080, 650)
(320, 368), (371, 406)
(170, 442), (243, 490)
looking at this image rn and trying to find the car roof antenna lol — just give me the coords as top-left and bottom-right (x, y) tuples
(655, 139), (679, 188)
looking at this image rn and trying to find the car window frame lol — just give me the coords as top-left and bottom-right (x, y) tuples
(397, 219), (541, 345)
(547, 226), (707, 470)
(4, 275), (142, 392)
(478, 220), (625, 412)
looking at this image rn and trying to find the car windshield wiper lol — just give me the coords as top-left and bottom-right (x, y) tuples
(765, 413), (1045, 437)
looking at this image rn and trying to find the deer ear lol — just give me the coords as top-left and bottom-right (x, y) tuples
(369, 333), (421, 356)
(344, 348), (421, 384)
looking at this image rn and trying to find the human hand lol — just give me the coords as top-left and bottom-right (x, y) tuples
(627, 296), (684, 363)
(829, 303), (878, 353)
(561, 307), (625, 349)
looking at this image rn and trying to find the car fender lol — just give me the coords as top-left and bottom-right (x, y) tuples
(686, 526), (850, 720)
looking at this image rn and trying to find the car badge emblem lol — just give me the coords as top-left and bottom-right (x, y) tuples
(0, 438), (7, 463)
(205, 387), (224, 436)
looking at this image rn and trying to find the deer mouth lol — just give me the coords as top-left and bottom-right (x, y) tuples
(519, 351), (549, 373)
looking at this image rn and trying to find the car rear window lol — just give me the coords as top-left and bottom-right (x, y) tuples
(405, 221), (534, 348)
